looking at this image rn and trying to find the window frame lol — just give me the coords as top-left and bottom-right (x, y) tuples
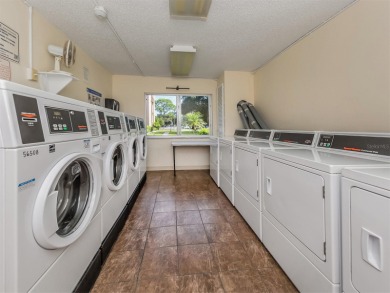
(145, 93), (212, 138)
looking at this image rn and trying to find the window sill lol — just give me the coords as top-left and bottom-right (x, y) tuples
(146, 135), (212, 140)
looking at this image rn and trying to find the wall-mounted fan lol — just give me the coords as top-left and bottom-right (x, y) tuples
(48, 40), (76, 72)
(38, 40), (78, 94)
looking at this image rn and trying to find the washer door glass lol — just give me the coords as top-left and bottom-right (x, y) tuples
(112, 145), (124, 185)
(56, 159), (90, 236)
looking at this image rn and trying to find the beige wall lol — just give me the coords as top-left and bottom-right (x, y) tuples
(112, 75), (217, 170)
(221, 71), (255, 136)
(254, 0), (390, 132)
(0, 0), (112, 102)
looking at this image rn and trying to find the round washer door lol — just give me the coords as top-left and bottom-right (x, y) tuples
(139, 134), (147, 160)
(128, 136), (140, 171)
(33, 153), (101, 249)
(104, 141), (128, 190)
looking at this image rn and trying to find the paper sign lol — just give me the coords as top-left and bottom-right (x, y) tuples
(0, 57), (11, 80)
(0, 22), (20, 63)
(87, 88), (102, 106)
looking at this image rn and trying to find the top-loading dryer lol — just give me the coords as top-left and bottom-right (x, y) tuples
(234, 130), (317, 240)
(341, 166), (390, 293)
(136, 117), (147, 182)
(0, 80), (102, 292)
(210, 135), (219, 186)
(95, 108), (128, 246)
(124, 114), (140, 202)
(261, 132), (390, 293)
(218, 129), (262, 204)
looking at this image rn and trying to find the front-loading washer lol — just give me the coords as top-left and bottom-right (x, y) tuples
(218, 129), (262, 204)
(234, 130), (317, 240)
(341, 167), (390, 293)
(136, 117), (147, 183)
(261, 132), (390, 293)
(0, 80), (102, 292)
(124, 114), (140, 202)
(95, 107), (128, 261)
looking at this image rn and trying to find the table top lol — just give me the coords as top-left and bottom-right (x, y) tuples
(171, 140), (213, 146)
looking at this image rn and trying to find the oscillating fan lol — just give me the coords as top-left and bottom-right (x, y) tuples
(38, 40), (78, 94)
(48, 40), (76, 72)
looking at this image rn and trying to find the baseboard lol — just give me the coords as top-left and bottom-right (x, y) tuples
(147, 165), (210, 171)
(101, 174), (147, 264)
(73, 250), (102, 293)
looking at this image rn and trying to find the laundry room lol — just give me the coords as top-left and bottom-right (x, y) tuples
(0, 0), (389, 292)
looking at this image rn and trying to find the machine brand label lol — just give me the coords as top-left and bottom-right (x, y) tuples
(18, 178), (36, 190)
(49, 144), (55, 153)
(84, 139), (90, 148)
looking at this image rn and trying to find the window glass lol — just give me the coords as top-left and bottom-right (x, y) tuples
(146, 94), (210, 136)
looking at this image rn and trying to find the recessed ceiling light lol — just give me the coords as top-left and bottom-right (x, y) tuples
(169, 0), (212, 21)
(170, 45), (196, 76)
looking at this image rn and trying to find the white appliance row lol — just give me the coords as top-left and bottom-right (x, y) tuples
(211, 129), (390, 293)
(0, 80), (147, 292)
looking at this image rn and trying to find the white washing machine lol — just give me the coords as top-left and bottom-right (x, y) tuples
(124, 114), (140, 202)
(341, 167), (390, 293)
(261, 132), (390, 293)
(234, 130), (317, 240)
(0, 80), (102, 292)
(210, 136), (219, 186)
(137, 117), (147, 182)
(219, 129), (263, 204)
(96, 107), (128, 244)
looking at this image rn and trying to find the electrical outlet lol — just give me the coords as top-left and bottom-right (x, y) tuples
(26, 68), (38, 81)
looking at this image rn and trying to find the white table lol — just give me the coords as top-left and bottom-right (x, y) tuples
(171, 140), (213, 175)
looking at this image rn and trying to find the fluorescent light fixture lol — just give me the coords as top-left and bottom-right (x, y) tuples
(170, 45), (196, 76)
(169, 0), (212, 20)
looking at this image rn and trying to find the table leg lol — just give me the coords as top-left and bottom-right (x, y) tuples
(173, 146), (176, 176)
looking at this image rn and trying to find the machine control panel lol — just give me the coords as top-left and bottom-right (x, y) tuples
(128, 118), (137, 131)
(98, 111), (108, 135)
(234, 129), (249, 137)
(273, 132), (315, 145)
(13, 94), (45, 144)
(138, 119), (145, 130)
(317, 134), (390, 156)
(106, 115), (122, 130)
(46, 107), (88, 133)
(249, 130), (272, 140)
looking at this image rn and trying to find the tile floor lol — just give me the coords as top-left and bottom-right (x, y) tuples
(92, 170), (298, 293)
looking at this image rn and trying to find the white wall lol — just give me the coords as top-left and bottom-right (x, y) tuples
(254, 0), (390, 132)
(112, 75), (217, 170)
(0, 0), (112, 102)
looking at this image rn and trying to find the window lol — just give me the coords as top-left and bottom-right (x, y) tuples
(145, 94), (211, 136)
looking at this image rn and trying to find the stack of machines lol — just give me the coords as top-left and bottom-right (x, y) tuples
(0, 80), (147, 292)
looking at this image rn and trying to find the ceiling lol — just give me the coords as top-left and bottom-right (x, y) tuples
(27, 0), (356, 79)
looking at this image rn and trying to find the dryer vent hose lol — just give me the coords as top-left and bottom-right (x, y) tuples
(236, 100), (268, 129)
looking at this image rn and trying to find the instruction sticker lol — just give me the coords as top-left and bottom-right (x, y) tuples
(0, 22), (20, 63)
